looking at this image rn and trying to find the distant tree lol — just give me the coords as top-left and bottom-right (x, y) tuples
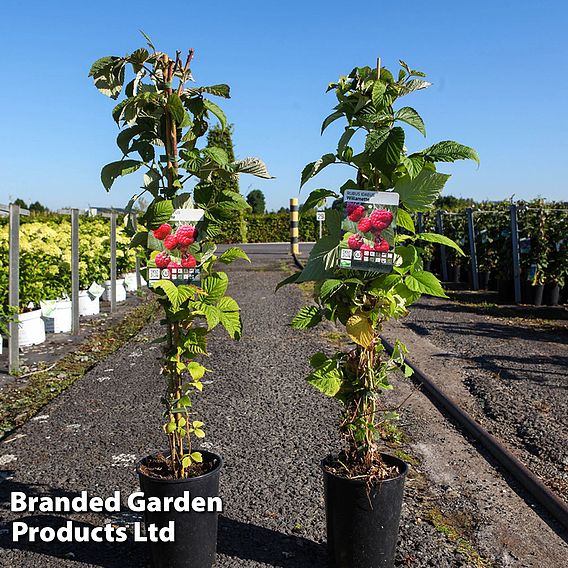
(29, 201), (48, 213)
(13, 198), (28, 209)
(276, 206), (290, 215)
(247, 189), (266, 214)
(435, 195), (475, 211)
(205, 124), (247, 241)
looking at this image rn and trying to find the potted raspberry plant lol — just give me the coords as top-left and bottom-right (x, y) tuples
(90, 35), (271, 568)
(280, 60), (478, 568)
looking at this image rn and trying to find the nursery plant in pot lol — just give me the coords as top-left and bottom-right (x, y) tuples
(279, 60), (478, 567)
(91, 35), (271, 568)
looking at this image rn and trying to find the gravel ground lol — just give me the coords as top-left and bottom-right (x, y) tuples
(0, 260), (484, 567)
(403, 296), (568, 500)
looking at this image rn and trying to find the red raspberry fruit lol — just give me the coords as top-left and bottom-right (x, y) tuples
(374, 239), (390, 253)
(348, 205), (365, 222)
(360, 244), (373, 252)
(175, 225), (197, 246)
(152, 224), (171, 240)
(164, 234), (178, 250)
(346, 202), (358, 215)
(358, 217), (372, 233)
(167, 261), (181, 269)
(181, 254), (197, 268)
(348, 234), (363, 249)
(155, 252), (170, 268)
(370, 209), (393, 231)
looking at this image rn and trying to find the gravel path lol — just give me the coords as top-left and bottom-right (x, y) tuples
(403, 297), (568, 500)
(0, 259), (484, 567)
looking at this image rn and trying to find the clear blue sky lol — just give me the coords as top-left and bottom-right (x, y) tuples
(1, 0), (566, 212)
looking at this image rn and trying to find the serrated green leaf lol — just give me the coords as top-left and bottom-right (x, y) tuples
(395, 107), (426, 136)
(395, 169), (451, 212)
(187, 362), (207, 381)
(300, 154), (336, 188)
(218, 247), (251, 264)
(321, 110), (343, 134)
(417, 232), (465, 255)
(232, 157), (273, 179)
(143, 199), (174, 229)
(203, 99), (227, 129)
(307, 360), (342, 396)
(372, 80), (387, 107)
(101, 160), (143, 191)
(421, 140), (480, 165)
(396, 209), (415, 233)
(319, 279), (343, 300)
(404, 271), (447, 298)
(202, 272), (229, 303)
(299, 188), (338, 216)
(203, 146), (229, 165)
(291, 305), (322, 329)
(217, 296), (242, 339)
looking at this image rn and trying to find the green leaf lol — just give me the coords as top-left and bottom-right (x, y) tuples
(404, 271), (447, 298)
(101, 160), (143, 191)
(203, 99), (227, 129)
(202, 272), (229, 303)
(310, 352), (329, 368)
(190, 451), (203, 463)
(369, 126), (405, 167)
(396, 209), (415, 233)
(399, 79), (431, 96)
(195, 302), (222, 329)
(307, 360), (342, 397)
(275, 270), (301, 292)
(421, 141), (480, 165)
(417, 232), (465, 255)
(89, 56), (115, 77)
(143, 199), (174, 229)
(400, 155), (424, 179)
(140, 30), (156, 51)
(116, 125), (144, 155)
(337, 127), (356, 157)
(217, 296), (242, 339)
(395, 107), (426, 136)
(182, 328), (208, 354)
(295, 235), (340, 283)
(300, 154), (336, 188)
(203, 147), (229, 165)
(151, 280), (197, 310)
(321, 110), (343, 133)
(372, 80), (387, 107)
(319, 279), (343, 300)
(299, 188), (338, 216)
(168, 93), (185, 124)
(232, 157), (273, 179)
(187, 362), (207, 381)
(291, 305), (322, 329)
(394, 169), (451, 212)
(216, 247), (248, 265)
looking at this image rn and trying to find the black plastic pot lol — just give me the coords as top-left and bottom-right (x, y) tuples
(544, 283), (560, 306)
(137, 450), (223, 568)
(451, 263), (461, 283)
(523, 283), (544, 306)
(478, 271), (491, 290)
(322, 453), (408, 568)
(497, 278), (514, 302)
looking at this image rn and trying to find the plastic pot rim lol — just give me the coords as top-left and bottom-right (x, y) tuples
(136, 450), (223, 485)
(320, 452), (408, 486)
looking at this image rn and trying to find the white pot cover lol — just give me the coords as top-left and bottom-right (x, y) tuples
(79, 290), (100, 316)
(102, 279), (126, 302)
(18, 309), (46, 346)
(42, 299), (72, 334)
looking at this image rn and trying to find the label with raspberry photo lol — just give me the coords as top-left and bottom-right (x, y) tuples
(146, 208), (204, 286)
(339, 190), (399, 273)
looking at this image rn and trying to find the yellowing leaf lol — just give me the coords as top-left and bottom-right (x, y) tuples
(346, 312), (374, 348)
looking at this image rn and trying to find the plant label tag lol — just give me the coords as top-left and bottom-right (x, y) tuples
(170, 208), (205, 223)
(338, 190), (399, 273)
(148, 267), (201, 286)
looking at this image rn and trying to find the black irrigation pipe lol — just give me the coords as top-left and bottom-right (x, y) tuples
(290, 252), (568, 531)
(380, 336), (568, 533)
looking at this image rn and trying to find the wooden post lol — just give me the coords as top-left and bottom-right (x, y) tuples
(110, 212), (117, 312)
(131, 213), (142, 288)
(8, 204), (20, 375)
(290, 198), (299, 256)
(71, 209), (80, 334)
(510, 204), (522, 304)
(466, 208), (479, 291)
(436, 210), (448, 282)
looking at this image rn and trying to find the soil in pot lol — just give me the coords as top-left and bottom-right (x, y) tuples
(137, 450), (223, 568)
(322, 453), (408, 568)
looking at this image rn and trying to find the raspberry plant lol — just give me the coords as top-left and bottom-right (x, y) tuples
(281, 61), (478, 475)
(90, 35), (271, 478)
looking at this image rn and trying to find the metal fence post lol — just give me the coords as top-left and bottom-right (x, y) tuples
(110, 212), (117, 312)
(435, 210), (448, 282)
(8, 204), (20, 374)
(417, 212), (424, 234)
(510, 204), (522, 304)
(71, 209), (80, 334)
(466, 208), (479, 291)
(131, 213), (142, 288)
(290, 198), (299, 256)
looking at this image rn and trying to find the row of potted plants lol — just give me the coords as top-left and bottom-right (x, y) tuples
(92, 38), (476, 568)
